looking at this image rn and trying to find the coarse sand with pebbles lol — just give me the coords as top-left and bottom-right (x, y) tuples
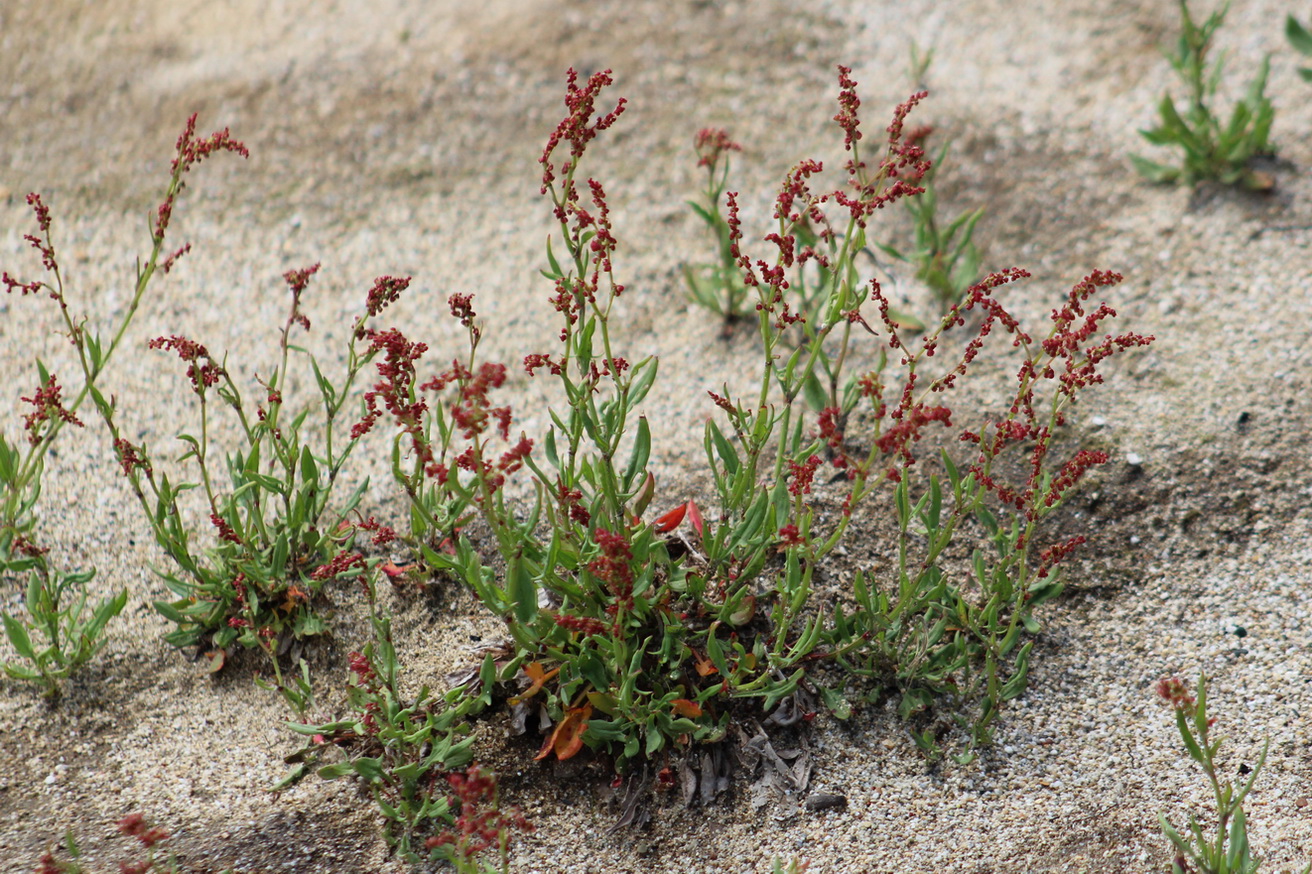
(3, 1), (1312, 871)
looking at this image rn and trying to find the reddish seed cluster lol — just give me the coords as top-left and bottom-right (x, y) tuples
(282, 262), (320, 332)
(155, 114), (249, 242)
(551, 611), (611, 636)
(118, 813), (169, 849)
(210, 512), (242, 544)
(425, 765), (533, 861)
(523, 352), (564, 377)
(556, 481), (591, 526)
(777, 524), (805, 548)
(149, 335), (224, 393)
(348, 650), (377, 685)
(425, 361), (511, 441)
(874, 403), (952, 465)
(113, 438), (152, 478)
(363, 275), (411, 321)
(1044, 449), (1108, 508)
(694, 127), (742, 171)
(588, 528), (635, 605)
(448, 293), (477, 332)
(539, 68), (627, 196)
(311, 550), (366, 581)
(833, 65), (863, 151)
(1038, 535), (1087, 574)
(787, 454), (823, 497)
(357, 515), (398, 547)
(20, 374), (83, 445)
(4, 194), (60, 298)
(354, 326), (430, 458)
(160, 242), (192, 275)
(1156, 677), (1196, 712)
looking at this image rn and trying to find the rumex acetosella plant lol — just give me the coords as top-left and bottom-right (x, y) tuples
(359, 64), (1152, 769)
(0, 117), (253, 695)
(287, 573), (491, 861)
(1153, 674), (1311, 874)
(101, 260), (420, 709)
(2, 115), (407, 711)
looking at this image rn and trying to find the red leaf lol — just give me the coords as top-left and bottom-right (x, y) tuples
(536, 702), (593, 761)
(379, 560), (413, 579)
(653, 502), (688, 533)
(671, 698), (703, 718)
(686, 500), (704, 538)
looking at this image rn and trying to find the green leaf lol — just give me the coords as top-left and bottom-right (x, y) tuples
(299, 446), (319, 487)
(542, 236), (564, 280)
(623, 416), (651, 488)
(507, 555), (536, 624)
(707, 420), (739, 475)
(2, 613), (37, 661)
(627, 357), (658, 409)
(801, 372), (827, 413)
(1130, 153), (1182, 184)
(1288, 15), (1312, 57)
(1227, 805), (1251, 871)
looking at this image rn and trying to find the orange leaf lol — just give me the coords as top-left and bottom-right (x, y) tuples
(535, 702), (593, 761)
(687, 500), (704, 538)
(671, 698), (703, 718)
(693, 651), (718, 677)
(653, 502), (688, 533)
(379, 560), (414, 579)
(508, 661), (559, 706)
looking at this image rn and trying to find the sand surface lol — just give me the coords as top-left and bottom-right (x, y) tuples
(3, 1), (1312, 871)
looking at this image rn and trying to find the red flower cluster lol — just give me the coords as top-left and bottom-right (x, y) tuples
(113, 438), (152, 478)
(551, 611), (610, 636)
(311, 550), (366, 581)
(787, 454), (822, 497)
(149, 335), (224, 393)
(117, 812), (169, 849)
(1155, 676), (1197, 712)
(4, 194), (58, 298)
(539, 68), (627, 196)
(20, 374), (83, 444)
(357, 515), (397, 547)
(694, 127), (742, 171)
(425, 765), (533, 861)
(425, 361), (510, 440)
(353, 326), (430, 457)
(281, 262), (319, 332)
(210, 512), (242, 544)
(588, 528), (634, 604)
(155, 114), (249, 242)
(363, 274), (411, 321)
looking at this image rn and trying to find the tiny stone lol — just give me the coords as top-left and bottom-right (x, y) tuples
(1125, 452), (1143, 466)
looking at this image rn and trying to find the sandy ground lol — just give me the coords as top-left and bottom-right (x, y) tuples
(3, 0), (1312, 871)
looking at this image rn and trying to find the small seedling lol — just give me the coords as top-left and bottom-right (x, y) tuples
(1132, 0), (1275, 189)
(2, 564), (126, 697)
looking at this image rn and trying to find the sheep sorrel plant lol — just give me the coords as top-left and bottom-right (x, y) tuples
(683, 128), (752, 322)
(95, 263), (418, 711)
(3, 114), (410, 710)
(287, 577), (489, 862)
(374, 65), (1150, 773)
(1154, 674), (1310, 874)
(2, 118), (251, 694)
(1132, 0), (1275, 189)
